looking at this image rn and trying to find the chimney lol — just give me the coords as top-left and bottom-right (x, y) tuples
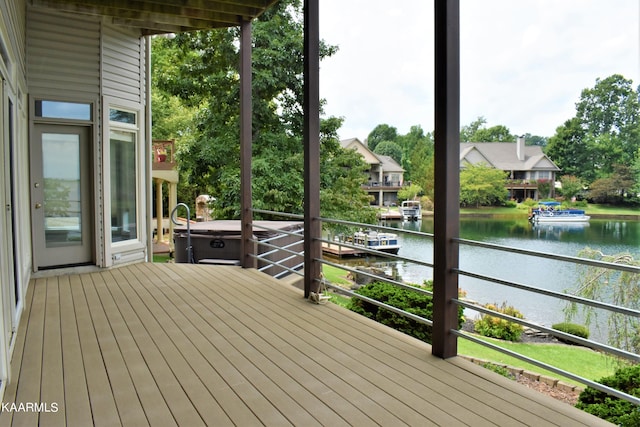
(516, 135), (525, 161)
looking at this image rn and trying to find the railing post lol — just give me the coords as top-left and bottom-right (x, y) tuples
(303, 0), (322, 297)
(433, 0), (460, 359)
(240, 19), (256, 268)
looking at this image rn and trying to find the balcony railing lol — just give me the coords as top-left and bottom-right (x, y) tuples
(250, 209), (640, 407)
(506, 179), (539, 188)
(362, 182), (403, 190)
(152, 139), (176, 170)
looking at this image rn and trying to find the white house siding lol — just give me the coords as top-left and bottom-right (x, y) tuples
(26, 10), (148, 267)
(26, 9), (101, 100)
(102, 23), (147, 266)
(101, 25), (145, 105)
(0, 0), (28, 400)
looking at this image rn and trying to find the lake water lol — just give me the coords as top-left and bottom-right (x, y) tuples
(337, 217), (640, 342)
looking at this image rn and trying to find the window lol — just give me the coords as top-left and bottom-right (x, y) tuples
(537, 171), (550, 180)
(109, 108), (136, 125)
(35, 100), (91, 120)
(109, 108), (138, 243)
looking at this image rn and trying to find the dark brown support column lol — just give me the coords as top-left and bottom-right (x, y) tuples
(240, 19), (256, 268)
(303, 0), (322, 297)
(433, 0), (460, 358)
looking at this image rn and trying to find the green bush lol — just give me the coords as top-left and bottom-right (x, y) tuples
(347, 281), (464, 344)
(576, 364), (640, 426)
(504, 200), (517, 208)
(552, 322), (590, 343)
(474, 302), (524, 341)
(481, 362), (515, 380)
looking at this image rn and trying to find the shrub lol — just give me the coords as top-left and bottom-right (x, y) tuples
(474, 302), (524, 341)
(551, 322), (589, 343)
(504, 200), (517, 208)
(481, 362), (515, 380)
(576, 364), (640, 426)
(522, 198), (538, 208)
(347, 280), (465, 344)
(420, 196), (434, 212)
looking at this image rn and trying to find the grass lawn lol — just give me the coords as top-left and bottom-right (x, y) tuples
(322, 264), (352, 287)
(153, 253), (171, 263)
(458, 335), (618, 386)
(321, 265), (618, 386)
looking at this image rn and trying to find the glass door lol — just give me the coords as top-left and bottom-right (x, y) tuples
(31, 125), (93, 268)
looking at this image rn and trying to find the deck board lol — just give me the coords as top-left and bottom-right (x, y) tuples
(58, 275), (93, 427)
(0, 263), (612, 426)
(40, 277), (65, 427)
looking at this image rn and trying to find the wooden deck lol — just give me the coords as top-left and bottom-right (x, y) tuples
(0, 263), (610, 426)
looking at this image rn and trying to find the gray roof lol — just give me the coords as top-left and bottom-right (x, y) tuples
(340, 138), (405, 172)
(460, 142), (560, 171)
(378, 155), (404, 172)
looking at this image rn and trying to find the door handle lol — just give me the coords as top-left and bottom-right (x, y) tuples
(35, 203), (42, 209)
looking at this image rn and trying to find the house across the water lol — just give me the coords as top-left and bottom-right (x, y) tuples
(460, 136), (560, 201)
(340, 137), (405, 206)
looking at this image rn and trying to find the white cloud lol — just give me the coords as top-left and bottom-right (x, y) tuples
(319, 0), (640, 140)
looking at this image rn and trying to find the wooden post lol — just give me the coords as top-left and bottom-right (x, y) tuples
(303, 0), (322, 297)
(155, 179), (163, 242)
(433, 0), (460, 359)
(240, 19), (256, 268)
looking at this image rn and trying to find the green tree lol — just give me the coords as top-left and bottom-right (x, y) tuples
(546, 75), (640, 187)
(460, 116), (487, 142)
(459, 163), (508, 207)
(545, 118), (590, 181)
(471, 125), (515, 142)
(564, 248), (640, 354)
(409, 147), (435, 201)
(397, 184), (423, 202)
(373, 140), (403, 164)
(367, 124), (398, 152)
(396, 125), (433, 177)
(320, 117), (377, 230)
(587, 164), (637, 205)
(460, 116), (515, 142)
(521, 133), (548, 147)
(633, 148), (640, 195)
(558, 175), (584, 200)
(151, 0), (374, 223)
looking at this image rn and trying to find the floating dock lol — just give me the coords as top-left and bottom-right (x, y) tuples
(377, 211), (403, 220)
(321, 242), (364, 258)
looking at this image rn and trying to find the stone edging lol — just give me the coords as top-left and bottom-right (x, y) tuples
(460, 355), (584, 394)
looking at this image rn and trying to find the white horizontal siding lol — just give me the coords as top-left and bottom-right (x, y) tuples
(0, 0), (26, 77)
(26, 9), (100, 100)
(102, 25), (144, 105)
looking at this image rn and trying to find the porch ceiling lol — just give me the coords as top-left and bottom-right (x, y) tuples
(30, 0), (279, 34)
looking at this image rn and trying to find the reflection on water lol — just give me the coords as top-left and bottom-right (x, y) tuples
(335, 217), (640, 342)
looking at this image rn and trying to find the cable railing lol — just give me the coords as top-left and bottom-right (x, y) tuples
(250, 212), (305, 278)
(249, 209), (640, 406)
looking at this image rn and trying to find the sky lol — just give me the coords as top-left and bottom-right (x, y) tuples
(318, 0), (640, 141)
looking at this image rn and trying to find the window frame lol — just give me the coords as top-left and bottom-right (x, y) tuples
(103, 98), (146, 261)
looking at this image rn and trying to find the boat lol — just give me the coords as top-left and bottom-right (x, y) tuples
(352, 230), (401, 254)
(400, 200), (422, 221)
(528, 201), (590, 223)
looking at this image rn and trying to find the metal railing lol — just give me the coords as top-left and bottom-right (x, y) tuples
(249, 209), (640, 406)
